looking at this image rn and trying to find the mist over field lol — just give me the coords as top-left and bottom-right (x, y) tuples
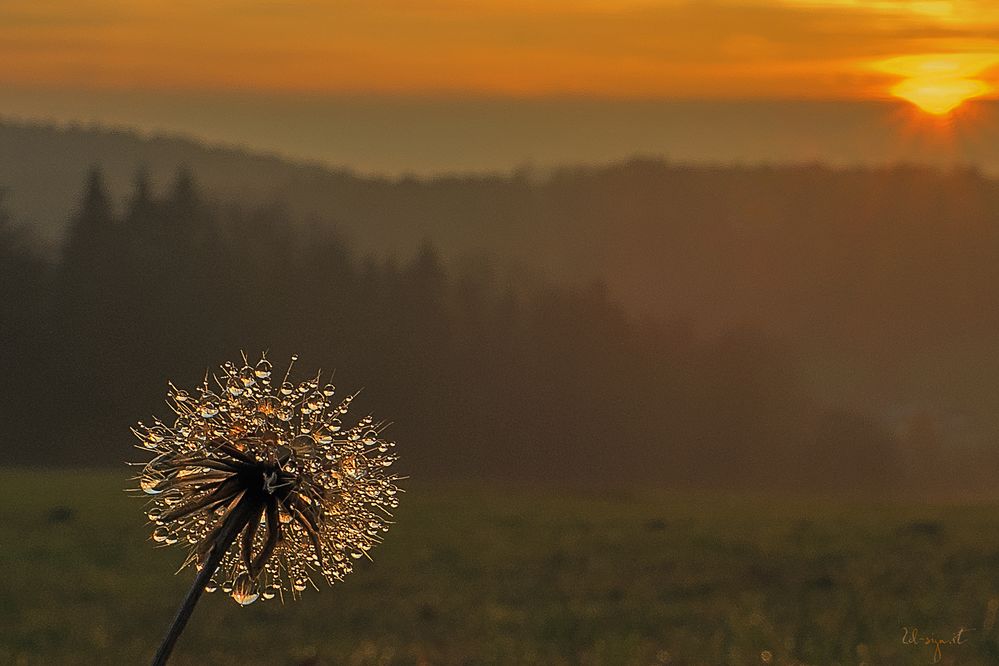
(3, 122), (999, 495)
(3, 93), (999, 177)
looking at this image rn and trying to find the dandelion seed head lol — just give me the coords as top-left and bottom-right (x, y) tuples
(132, 352), (401, 605)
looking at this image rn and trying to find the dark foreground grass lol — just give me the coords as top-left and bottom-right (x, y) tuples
(2, 470), (999, 665)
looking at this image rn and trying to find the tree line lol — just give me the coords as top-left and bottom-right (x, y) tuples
(0, 167), (922, 491)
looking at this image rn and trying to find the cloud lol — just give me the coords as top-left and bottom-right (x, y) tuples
(2, 0), (999, 97)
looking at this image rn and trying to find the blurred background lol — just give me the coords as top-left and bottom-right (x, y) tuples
(4, 122), (999, 495)
(6, 1), (999, 664)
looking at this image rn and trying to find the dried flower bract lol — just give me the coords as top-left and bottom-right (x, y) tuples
(132, 353), (401, 605)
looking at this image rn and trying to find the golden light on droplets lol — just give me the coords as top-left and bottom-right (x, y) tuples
(133, 352), (402, 607)
(875, 53), (999, 115)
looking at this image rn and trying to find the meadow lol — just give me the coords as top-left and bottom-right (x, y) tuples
(2, 470), (998, 665)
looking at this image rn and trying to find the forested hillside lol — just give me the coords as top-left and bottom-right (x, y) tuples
(5, 121), (999, 491)
(1, 167), (919, 491)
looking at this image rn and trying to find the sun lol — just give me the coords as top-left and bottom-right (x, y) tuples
(874, 53), (999, 116)
(891, 77), (990, 115)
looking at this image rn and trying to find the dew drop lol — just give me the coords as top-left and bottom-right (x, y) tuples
(293, 579), (308, 592)
(255, 359), (273, 379)
(257, 396), (277, 416)
(340, 455), (368, 479)
(290, 434), (313, 456)
(239, 365), (256, 387)
(140, 476), (166, 495)
(231, 573), (259, 605)
(152, 526), (170, 542)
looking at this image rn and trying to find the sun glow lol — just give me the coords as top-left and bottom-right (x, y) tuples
(875, 53), (999, 115)
(891, 77), (991, 115)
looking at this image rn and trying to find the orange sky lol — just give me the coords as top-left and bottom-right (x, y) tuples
(2, 0), (999, 99)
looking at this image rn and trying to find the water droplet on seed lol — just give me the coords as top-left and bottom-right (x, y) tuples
(231, 573), (259, 605)
(255, 359), (273, 379)
(239, 366), (256, 387)
(340, 455), (368, 479)
(290, 434), (313, 455)
(257, 396), (277, 416)
(140, 476), (166, 495)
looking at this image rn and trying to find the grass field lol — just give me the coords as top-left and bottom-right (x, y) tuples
(2, 470), (999, 665)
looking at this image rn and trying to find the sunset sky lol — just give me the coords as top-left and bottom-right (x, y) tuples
(3, 0), (999, 98)
(4, 0), (999, 172)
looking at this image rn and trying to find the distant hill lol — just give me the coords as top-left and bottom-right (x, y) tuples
(0, 119), (558, 266)
(6, 119), (999, 448)
(1, 120), (361, 246)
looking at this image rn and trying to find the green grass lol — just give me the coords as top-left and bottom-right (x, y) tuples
(2, 470), (998, 665)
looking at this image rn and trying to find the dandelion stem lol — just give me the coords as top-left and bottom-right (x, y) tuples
(151, 497), (258, 666)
